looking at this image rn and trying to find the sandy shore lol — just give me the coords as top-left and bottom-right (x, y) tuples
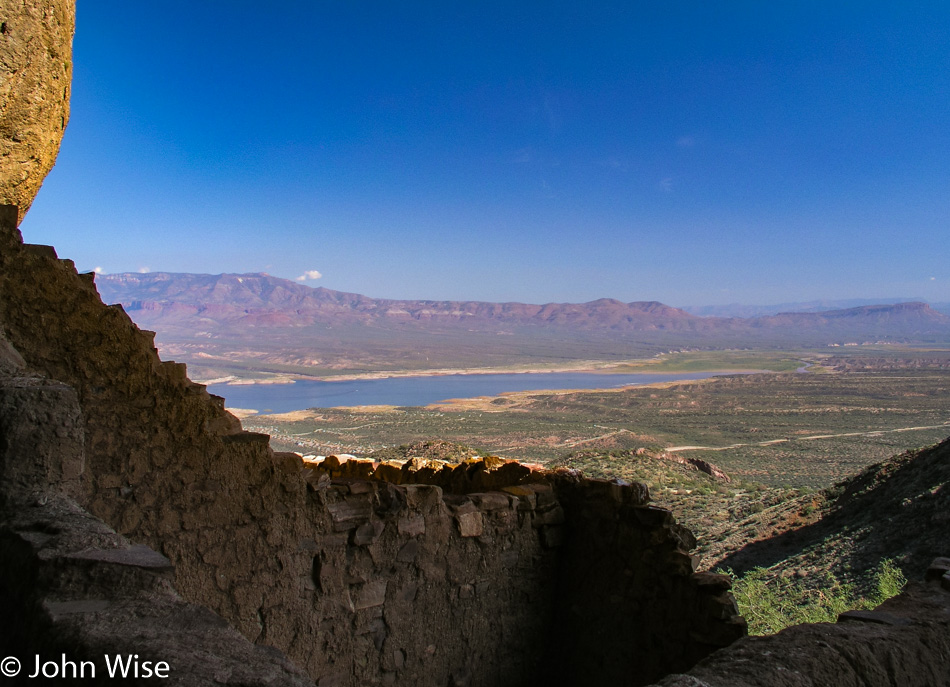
(422, 376), (726, 412)
(194, 353), (778, 387)
(195, 362), (638, 386)
(314, 360), (644, 382)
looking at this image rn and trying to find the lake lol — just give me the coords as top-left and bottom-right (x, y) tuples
(207, 371), (727, 413)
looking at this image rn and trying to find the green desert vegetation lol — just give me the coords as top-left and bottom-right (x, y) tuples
(605, 349), (806, 373)
(725, 559), (907, 635)
(250, 362), (950, 488)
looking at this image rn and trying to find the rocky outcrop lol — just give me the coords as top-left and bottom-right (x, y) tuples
(714, 436), (950, 587)
(0, 0), (74, 223)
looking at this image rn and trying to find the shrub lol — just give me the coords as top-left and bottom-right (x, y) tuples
(871, 558), (907, 604)
(723, 558), (906, 635)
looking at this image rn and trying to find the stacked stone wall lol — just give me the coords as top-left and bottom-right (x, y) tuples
(0, 205), (747, 685)
(545, 478), (746, 685)
(0, 352), (312, 686)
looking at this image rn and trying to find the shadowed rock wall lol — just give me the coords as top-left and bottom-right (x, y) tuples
(0, 333), (313, 686)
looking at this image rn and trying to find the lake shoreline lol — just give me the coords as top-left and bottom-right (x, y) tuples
(211, 369), (768, 416)
(197, 358), (770, 386)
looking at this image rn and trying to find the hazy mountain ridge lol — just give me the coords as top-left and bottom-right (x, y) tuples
(98, 272), (720, 332)
(93, 272), (950, 379)
(97, 272), (950, 337)
(685, 298), (950, 318)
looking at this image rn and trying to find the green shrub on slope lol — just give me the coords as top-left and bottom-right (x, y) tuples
(725, 558), (906, 635)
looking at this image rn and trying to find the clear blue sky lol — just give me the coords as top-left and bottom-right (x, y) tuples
(19, 1), (950, 306)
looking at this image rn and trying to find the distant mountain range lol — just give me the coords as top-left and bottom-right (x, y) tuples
(94, 272), (950, 378)
(97, 271), (950, 336)
(684, 298), (950, 318)
(98, 272), (717, 332)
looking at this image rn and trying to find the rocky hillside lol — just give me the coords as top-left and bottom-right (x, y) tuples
(711, 436), (950, 586)
(551, 435), (950, 606)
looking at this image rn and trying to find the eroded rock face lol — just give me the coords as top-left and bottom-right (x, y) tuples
(0, 0), (74, 224)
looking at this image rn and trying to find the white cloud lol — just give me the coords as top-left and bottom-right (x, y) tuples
(295, 269), (323, 282)
(138, 267), (150, 274)
(93, 266), (103, 274)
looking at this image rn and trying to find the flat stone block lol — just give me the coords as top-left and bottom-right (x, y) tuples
(44, 599), (112, 619)
(352, 520), (385, 546)
(469, 492), (511, 511)
(925, 557), (950, 581)
(395, 582), (418, 603)
(632, 505), (673, 527)
(457, 511), (484, 537)
(404, 485), (443, 511)
(524, 483), (557, 508)
(502, 485), (537, 510)
(327, 497), (372, 529)
(397, 514), (426, 536)
(67, 545), (174, 572)
(348, 479), (376, 494)
(396, 540), (419, 563)
(532, 505), (565, 528)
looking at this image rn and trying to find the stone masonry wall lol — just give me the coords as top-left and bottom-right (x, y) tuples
(0, 4), (946, 684)
(0, 204), (744, 685)
(546, 478), (746, 686)
(0, 357), (312, 686)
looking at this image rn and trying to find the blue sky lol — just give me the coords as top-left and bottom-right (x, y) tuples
(19, 1), (950, 306)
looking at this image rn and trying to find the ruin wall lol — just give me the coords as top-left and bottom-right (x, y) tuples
(0, 204), (743, 685)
